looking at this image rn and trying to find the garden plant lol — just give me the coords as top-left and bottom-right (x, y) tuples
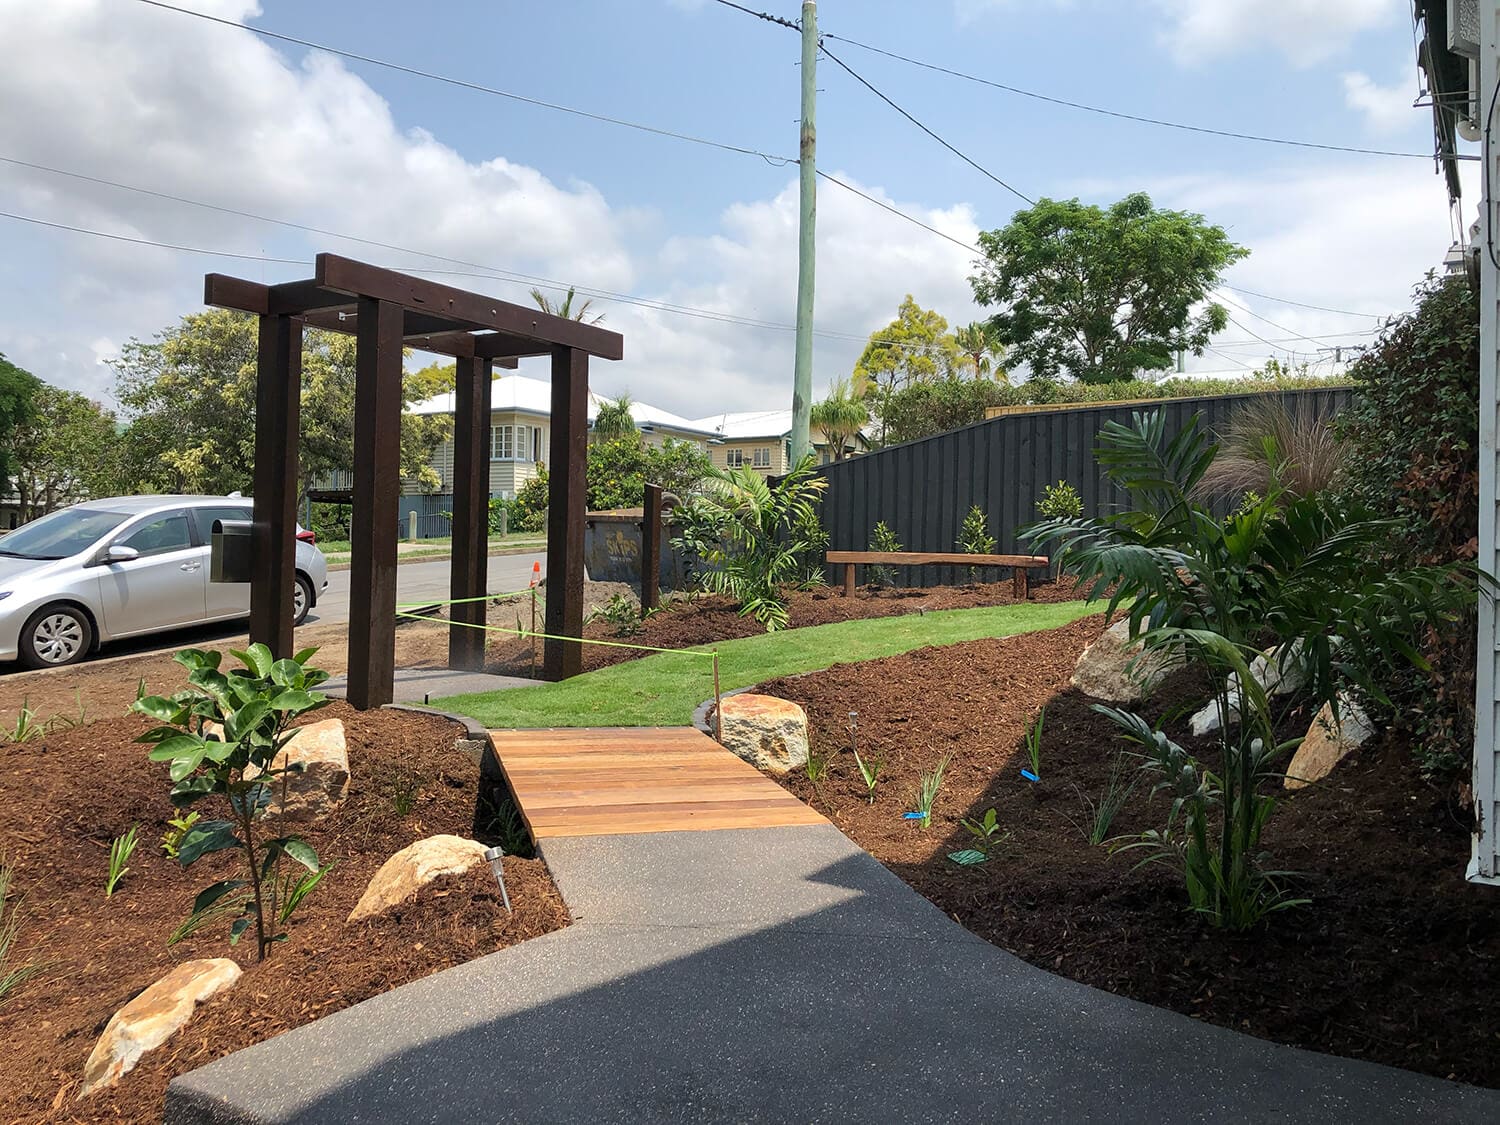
(869, 520), (902, 587)
(131, 644), (334, 960)
(1026, 410), (1474, 927)
(957, 504), (996, 579)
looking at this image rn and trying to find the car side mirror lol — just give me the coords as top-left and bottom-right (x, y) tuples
(104, 545), (140, 564)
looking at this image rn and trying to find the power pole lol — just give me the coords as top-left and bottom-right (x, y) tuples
(790, 0), (817, 463)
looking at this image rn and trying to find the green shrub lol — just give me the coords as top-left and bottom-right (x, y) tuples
(957, 505), (995, 579)
(510, 469), (550, 533)
(869, 520), (902, 587)
(131, 645), (333, 960)
(1036, 480), (1082, 520)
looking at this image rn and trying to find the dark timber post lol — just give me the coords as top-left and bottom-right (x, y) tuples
(347, 297), (405, 709)
(449, 355), (493, 671)
(642, 482), (662, 616)
(544, 345), (588, 680)
(249, 314), (302, 658)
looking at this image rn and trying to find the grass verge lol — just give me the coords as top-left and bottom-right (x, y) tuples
(432, 600), (1097, 729)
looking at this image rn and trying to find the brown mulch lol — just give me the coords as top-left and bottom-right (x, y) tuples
(484, 576), (1087, 677)
(0, 703), (569, 1124)
(757, 616), (1500, 1090)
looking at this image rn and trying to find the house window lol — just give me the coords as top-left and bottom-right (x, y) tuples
(491, 425), (513, 461)
(532, 426), (544, 463)
(725, 449), (745, 469)
(753, 447), (771, 468)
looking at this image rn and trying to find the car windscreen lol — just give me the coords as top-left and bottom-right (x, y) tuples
(0, 507), (131, 560)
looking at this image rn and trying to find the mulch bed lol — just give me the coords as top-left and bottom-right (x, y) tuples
(757, 615), (1500, 1090)
(484, 576), (1087, 677)
(0, 702), (570, 1124)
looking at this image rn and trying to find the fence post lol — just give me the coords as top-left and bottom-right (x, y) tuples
(407, 510), (418, 541)
(642, 483), (662, 616)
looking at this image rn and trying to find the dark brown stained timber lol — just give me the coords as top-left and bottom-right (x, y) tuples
(346, 297), (405, 710)
(642, 483), (662, 615)
(544, 346), (589, 681)
(449, 355), (492, 671)
(315, 253), (624, 360)
(205, 256), (623, 707)
(249, 314), (302, 658)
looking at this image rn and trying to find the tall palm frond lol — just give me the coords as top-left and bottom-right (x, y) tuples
(530, 286), (606, 325)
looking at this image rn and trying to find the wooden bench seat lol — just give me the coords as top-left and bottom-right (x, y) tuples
(825, 550), (1051, 600)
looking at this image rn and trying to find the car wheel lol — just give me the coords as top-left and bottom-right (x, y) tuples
(293, 574), (313, 626)
(20, 604), (93, 669)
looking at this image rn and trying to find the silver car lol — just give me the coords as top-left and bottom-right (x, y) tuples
(0, 496), (329, 669)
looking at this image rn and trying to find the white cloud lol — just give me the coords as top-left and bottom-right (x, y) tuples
(1152, 0), (1404, 66)
(1341, 70), (1419, 133)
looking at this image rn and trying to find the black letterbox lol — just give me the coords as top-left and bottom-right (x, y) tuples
(210, 519), (254, 584)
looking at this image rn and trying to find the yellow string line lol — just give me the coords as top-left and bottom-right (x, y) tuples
(396, 587), (539, 611)
(395, 610), (720, 659)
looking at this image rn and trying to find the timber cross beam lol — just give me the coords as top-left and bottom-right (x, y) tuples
(204, 254), (624, 708)
(824, 550), (1051, 601)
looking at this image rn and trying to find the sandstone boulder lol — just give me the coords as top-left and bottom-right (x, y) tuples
(80, 958), (241, 1097)
(348, 835), (489, 922)
(1285, 695), (1374, 790)
(244, 718), (350, 820)
(717, 694), (809, 775)
(1071, 619), (1180, 703)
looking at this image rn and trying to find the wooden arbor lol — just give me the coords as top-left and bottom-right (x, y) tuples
(204, 253), (624, 709)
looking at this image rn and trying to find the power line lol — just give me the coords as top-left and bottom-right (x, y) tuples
(822, 32), (1442, 161)
(818, 42), (1034, 206)
(1214, 288), (1334, 347)
(708, 0), (799, 31)
(0, 209), (309, 265)
(815, 171), (981, 253)
(1218, 285), (1385, 319)
(131, 0), (796, 165)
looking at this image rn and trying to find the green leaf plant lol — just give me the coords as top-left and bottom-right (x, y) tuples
(105, 825), (140, 897)
(131, 644), (332, 960)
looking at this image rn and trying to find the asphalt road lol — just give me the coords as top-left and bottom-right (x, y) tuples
(0, 551), (550, 674)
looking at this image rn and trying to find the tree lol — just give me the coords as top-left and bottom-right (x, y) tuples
(878, 377), (1009, 445)
(953, 321), (1008, 383)
(9, 383), (122, 518)
(809, 378), (867, 461)
(531, 285), (605, 325)
(587, 436), (710, 511)
(111, 311), (450, 499)
(592, 393), (638, 442)
(970, 192), (1247, 384)
(0, 353), (41, 489)
(853, 296), (963, 443)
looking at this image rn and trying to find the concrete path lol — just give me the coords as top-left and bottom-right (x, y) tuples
(321, 667), (535, 704)
(166, 824), (1500, 1123)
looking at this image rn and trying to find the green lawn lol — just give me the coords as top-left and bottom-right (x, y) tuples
(432, 600), (1097, 729)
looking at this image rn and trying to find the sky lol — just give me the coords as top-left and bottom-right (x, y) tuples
(0, 0), (1480, 418)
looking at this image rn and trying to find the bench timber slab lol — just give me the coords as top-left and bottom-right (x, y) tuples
(825, 550), (1050, 599)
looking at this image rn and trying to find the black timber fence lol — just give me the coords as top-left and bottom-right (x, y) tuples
(814, 386), (1354, 589)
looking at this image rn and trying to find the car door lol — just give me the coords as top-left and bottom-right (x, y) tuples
(191, 505), (254, 620)
(96, 509), (207, 637)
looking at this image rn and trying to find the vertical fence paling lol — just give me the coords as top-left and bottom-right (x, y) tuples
(817, 388), (1352, 589)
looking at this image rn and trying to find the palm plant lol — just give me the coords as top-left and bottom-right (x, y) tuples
(530, 285), (606, 325)
(810, 378), (868, 462)
(1024, 410), (1472, 927)
(673, 455), (828, 630)
(954, 321), (1008, 384)
(592, 393), (638, 442)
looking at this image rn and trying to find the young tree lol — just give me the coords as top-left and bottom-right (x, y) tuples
(879, 377), (1010, 445)
(592, 393), (639, 442)
(809, 378), (867, 461)
(0, 353), (41, 488)
(853, 296), (963, 443)
(953, 321), (1008, 383)
(970, 193), (1247, 384)
(9, 383), (122, 518)
(531, 285), (605, 325)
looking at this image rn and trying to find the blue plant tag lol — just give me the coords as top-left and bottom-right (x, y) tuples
(1020, 769), (1039, 782)
(903, 812), (927, 820)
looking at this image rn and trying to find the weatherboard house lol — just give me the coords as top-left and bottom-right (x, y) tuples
(689, 409), (868, 474)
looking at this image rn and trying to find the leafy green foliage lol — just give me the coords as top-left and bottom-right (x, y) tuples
(670, 456), (829, 630)
(508, 469), (551, 534)
(131, 645), (331, 960)
(950, 807), (1009, 865)
(878, 377), (1010, 444)
(592, 393), (637, 441)
(1070, 755), (1140, 847)
(1022, 706), (1045, 780)
(588, 592), (646, 637)
(953, 321), (1008, 383)
(1097, 632), (1308, 929)
(911, 752), (952, 829)
(1336, 274), (1479, 773)
(810, 377), (868, 461)
(847, 712), (881, 803)
(0, 353), (41, 486)
(970, 192), (1248, 384)
(0, 856), (46, 1007)
(587, 436), (712, 512)
(957, 505), (995, 579)
(854, 296), (964, 443)
(7, 382), (122, 520)
(160, 812), (201, 859)
(1037, 480), (1083, 521)
(869, 520), (902, 588)
(106, 825), (140, 897)
(4, 698), (44, 745)
(531, 285), (605, 324)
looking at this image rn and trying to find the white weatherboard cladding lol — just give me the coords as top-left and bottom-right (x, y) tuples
(1472, 2), (1500, 883)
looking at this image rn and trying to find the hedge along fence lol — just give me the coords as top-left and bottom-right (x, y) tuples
(815, 385), (1354, 589)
